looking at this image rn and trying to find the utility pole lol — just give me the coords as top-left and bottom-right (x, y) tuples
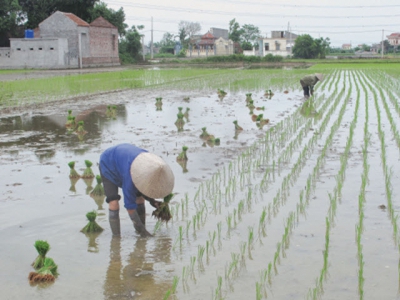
(141, 35), (145, 61)
(381, 29), (384, 59)
(288, 22), (292, 56)
(151, 17), (154, 59)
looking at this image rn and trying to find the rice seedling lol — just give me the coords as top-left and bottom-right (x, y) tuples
(171, 275), (180, 294)
(75, 120), (87, 135)
(245, 93), (252, 104)
(152, 193), (174, 222)
(81, 160), (95, 179)
(68, 161), (80, 178)
(162, 290), (171, 300)
(28, 257), (59, 284)
(247, 100), (255, 110)
(90, 175), (104, 196)
(32, 240), (50, 270)
(217, 89), (227, 99)
(105, 105), (117, 118)
(65, 110), (75, 128)
(81, 211), (103, 233)
(233, 120), (243, 131)
(176, 146), (188, 162)
(200, 127), (210, 139)
(198, 245), (205, 270)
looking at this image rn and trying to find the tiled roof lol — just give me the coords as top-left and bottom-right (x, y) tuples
(63, 12), (90, 27)
(387, 32), (400, 38)
(90, 16), (117, 28)
(201, 31), (216, 40)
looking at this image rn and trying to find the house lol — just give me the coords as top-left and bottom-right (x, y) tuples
(0, 11), (119, 69)
(387, 33), (400, 46)
(258, 31), (298, 57)
(342, 43), (352, 50)
(186, 30), (234, 57)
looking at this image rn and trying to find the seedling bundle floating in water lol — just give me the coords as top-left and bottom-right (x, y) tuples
(29, 240), (58, 284)
(106, 105), (117, 118)
(81, 211), (104, 233)
(68, 161), (80, 179)
(32, 240), (50, 270)
(29, 257), (59, 284)
(233, 120), (243, 131)
(177, 146), (189, 162)
(81, 160), (95, 179)
(152, 193), (174, 222)
(76, 121), (87, 135)
(90, 175), (105, 196)
(65, 110), (76, 128)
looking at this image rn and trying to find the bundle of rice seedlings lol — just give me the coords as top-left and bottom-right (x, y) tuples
(176, 146), (188, 162)
(65, 110), (75, 128)
(68, 161), (80, 179)
(76, 121), (87, 135)
(81, 160), (95, 179)
(199, 127), (210, 139)
(174, 113), (185, 127)
(233, 120), (243, 131)
(248, 100), (255, 110)
(28, 257), (58, 284)
(90, 175), (105, 196)
(81, 211), (104, 233)
(152, 193), (174, 223)
(32, 240), (50, 270)
(106, 105), (117, 118)
(217, 89), (227, 98)
(245, 93), (252, 103)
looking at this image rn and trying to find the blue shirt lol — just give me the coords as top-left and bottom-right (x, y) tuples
(99, 144), (148, 210)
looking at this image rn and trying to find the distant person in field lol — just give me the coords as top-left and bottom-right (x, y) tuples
(300, 73), (324, 99)
(99, 144), (175, 238)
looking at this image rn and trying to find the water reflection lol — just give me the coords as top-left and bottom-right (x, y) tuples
(0, 104), (127, 156)
(104, 237), (172, 299)
(300, 100), (321, 120)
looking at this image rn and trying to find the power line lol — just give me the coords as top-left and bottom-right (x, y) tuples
(106, 1), (400, 19)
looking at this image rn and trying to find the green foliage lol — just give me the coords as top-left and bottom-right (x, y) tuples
(241, 24), (261, 45)
(229, 18), (243, 43)
(0, 0), (23, 46)
(81, 211), (103, 233)
(119, 25), (144, 62)
(89, 1), (127, 37)
(32, 240), (50, 270)
(292, 34), (330, 59)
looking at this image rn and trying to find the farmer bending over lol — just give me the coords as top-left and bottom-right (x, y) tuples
(300, 73), (324, 99)
(100, 143), (175, 237)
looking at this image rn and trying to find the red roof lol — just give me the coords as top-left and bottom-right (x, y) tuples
(63, 12), (90, 27)
(387, 32), (400, 38)
(90, 16), (116, 28)
(198, 31), (217, 45)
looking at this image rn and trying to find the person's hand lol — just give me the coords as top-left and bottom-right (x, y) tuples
(149, 198), (162, 209)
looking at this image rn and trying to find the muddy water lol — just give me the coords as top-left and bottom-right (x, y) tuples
(0, 88), (302, 299)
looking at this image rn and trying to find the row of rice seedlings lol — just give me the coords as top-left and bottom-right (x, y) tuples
(308, 70), (361, 299)
(256, 75), (353, 297)
(171, 72), (341, 297)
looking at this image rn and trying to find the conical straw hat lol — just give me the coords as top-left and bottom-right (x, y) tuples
(130, 153), (175, 199)
(316, 73), (324, 82)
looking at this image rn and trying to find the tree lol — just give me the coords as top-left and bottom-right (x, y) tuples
(0, 0), (24, 46)
(159, 32), (176, 54)
(241, 24), (261, 45)
(178, 21), (201, 48)
(119, 25), (143, 63)
(228, 18), (242, 43)
(292, 34), (330, 59)
(19, 0), (99, 30)
(89, 1), (127, 37)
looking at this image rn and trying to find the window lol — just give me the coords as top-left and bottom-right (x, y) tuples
(17, 48), (21, 51)
(50, 47), (54, 50)
(38, 47), (42, 50)
(265, 43), (269, 51)
(112, 34), (116, 51)
(29, 48), (34, 50)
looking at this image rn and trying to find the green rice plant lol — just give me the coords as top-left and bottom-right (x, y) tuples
(153, 220), (162, 234)
(171, 275), (179, 294)
(162, 290), (171, 300)
(245, 93), (252, 103)
(32, 240), (50, 270)
(81, 160), (95, 179)
(198, 245), (205, 270)
(256, 282), (262, 300)
(233, 120), (243, 131)
(81, 211), (103, 233)
(76, 120), (86, 135)
(200, 127), (210, 139)
(90, 175), (105, 196)
(28, 257), (59, 284)
(68, 161), (80, 179)
(212, 276), (223, 300)
(65, 110), (75, 128)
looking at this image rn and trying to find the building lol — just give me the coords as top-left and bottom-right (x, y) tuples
(387, 33), (400, 46)
(342, 43), (352, 50)
(186, 30), (234, 57)
(0, 11), (119, 69)
(258, 31), (298, 57)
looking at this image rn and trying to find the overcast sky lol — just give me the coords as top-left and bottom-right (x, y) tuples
(104, 0), (400, 48)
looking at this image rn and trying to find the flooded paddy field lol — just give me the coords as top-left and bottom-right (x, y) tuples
(1, 66), (400, 300)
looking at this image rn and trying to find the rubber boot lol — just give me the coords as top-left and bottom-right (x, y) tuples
(129, 210), (153, 238)
(109, 209), (121, 237)
(136, 203), (146, 226)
